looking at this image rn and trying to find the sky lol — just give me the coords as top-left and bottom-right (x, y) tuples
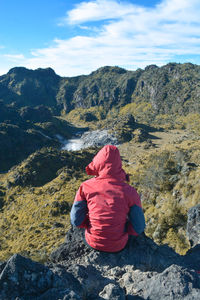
(0, 0), (200, 77)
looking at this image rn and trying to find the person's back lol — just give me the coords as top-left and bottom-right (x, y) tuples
(70, 145), (145, 252)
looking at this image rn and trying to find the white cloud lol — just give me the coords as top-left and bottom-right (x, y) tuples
(2, 0), (200, 76)
(0, 53), (26, 75)
(157, 0), (200, 22)
(65, 0), (138, 24)
(4, 54), (26, 62)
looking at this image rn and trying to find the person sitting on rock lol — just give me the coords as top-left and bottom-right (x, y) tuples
(70, 145), (145, 252)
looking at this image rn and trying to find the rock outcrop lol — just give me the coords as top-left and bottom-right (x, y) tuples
(0, 224), (199, 300)
(187, 204), (200, 247)
(1, 63), (200, 115)
(63, 130), (118, 151)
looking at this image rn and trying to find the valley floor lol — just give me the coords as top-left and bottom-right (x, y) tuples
(119, 129), (193, 164)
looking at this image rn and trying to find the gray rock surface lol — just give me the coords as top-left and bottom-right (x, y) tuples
(0, 253), (68, 299)
(142, 265), (200, 300)
(187, 204), (200, 247)
(99, 283), (125, 300)
(0, 208), (200, 300)
(81, 130), (118, 148)
(51, 227), (182, 272)
(63, 130), (118, 151)
(119, 265), (200, 300)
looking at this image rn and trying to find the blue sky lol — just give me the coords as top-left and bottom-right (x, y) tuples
(0, 0), (200, 76)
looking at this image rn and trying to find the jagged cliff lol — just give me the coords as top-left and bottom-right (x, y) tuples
(0, 63), (200, 115)
(0, 208), (199, 300)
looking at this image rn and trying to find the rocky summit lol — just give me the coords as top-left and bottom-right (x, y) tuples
(0, 205), (199, 300)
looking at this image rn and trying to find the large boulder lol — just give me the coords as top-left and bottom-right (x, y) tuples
(119, 264), (200, 300)
(50, 227), (182, 272)
(187, 204), (200, 247)
(0, 254), (77, 300)
(50, 226), (92, 263)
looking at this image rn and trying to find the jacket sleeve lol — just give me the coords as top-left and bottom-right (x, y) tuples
(70, 185), (89, 228)
(127, 188), (146, 236)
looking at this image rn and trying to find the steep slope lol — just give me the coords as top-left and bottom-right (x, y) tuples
(0, 101), (77, 172)
(131, 63), (200, 114)
(69, 66), (142, 111)
(0, 147), (96, 261)
(1, 63), (200, 115)
(0, 67), (60, 111)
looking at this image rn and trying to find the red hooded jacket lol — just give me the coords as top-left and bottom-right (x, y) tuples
(70, 145), (145, 252)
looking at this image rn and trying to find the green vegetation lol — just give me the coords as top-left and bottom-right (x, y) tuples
(0, 101), (80, 172)
(120, 102), (155, 124)
(65, 106), (106, 128)
(1, 63), (200, 116)
(0, 63), (200, 261)
(1, 128), (199, 260)
(121, 137), (200, 255)
(0, 147), (96, 262)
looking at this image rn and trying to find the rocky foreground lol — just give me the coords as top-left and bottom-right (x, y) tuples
(0, 205), (199, 300)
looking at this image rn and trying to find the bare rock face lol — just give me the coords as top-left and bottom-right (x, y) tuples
(0, 253), (75, 300)
(63, 130), (118, 151)
(119, 265), (200, 300)
(0, 208), (200, 300)
(51, 227), (182, 272)
(81, 130), (118, 148)
(99, 283), (125, 300)
(187, 204), (200, 247)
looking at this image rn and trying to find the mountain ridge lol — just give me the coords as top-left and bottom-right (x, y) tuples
(1, 63), (200, 115)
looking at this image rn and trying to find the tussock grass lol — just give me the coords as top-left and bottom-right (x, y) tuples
(0, 148), (95, 262)
(0, 124), (199, 261)
(120, 130), (200, 255)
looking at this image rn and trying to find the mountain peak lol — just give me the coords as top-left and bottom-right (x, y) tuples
(7, 66), (59, 77)
(91, 65), (127, 75)
(7, 66), (32, 75)
(35, 67), (59, 77)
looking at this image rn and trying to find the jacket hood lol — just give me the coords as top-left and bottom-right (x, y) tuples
(86, 145), (128, 181)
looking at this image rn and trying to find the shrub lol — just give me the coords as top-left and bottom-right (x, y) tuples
(139, 151), (180, 192)
(120, 102), (155, 124)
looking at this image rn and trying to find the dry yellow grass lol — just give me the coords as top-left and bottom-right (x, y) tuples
(0, 127), (199, 261)
(0, 168), (88, 262)
(119, 129), (200, 255)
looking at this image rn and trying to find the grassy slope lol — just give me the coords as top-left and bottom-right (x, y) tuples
(0, 148), (96, 262)
(0, 175), (83, 262)
(0, 113), (200, 261)
(1, 63), (200, 262)
(119, 130), (200, 254)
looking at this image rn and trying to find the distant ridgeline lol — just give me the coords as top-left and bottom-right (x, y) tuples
(0, 62), (200, 172)
(0, 62), (200, 115)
